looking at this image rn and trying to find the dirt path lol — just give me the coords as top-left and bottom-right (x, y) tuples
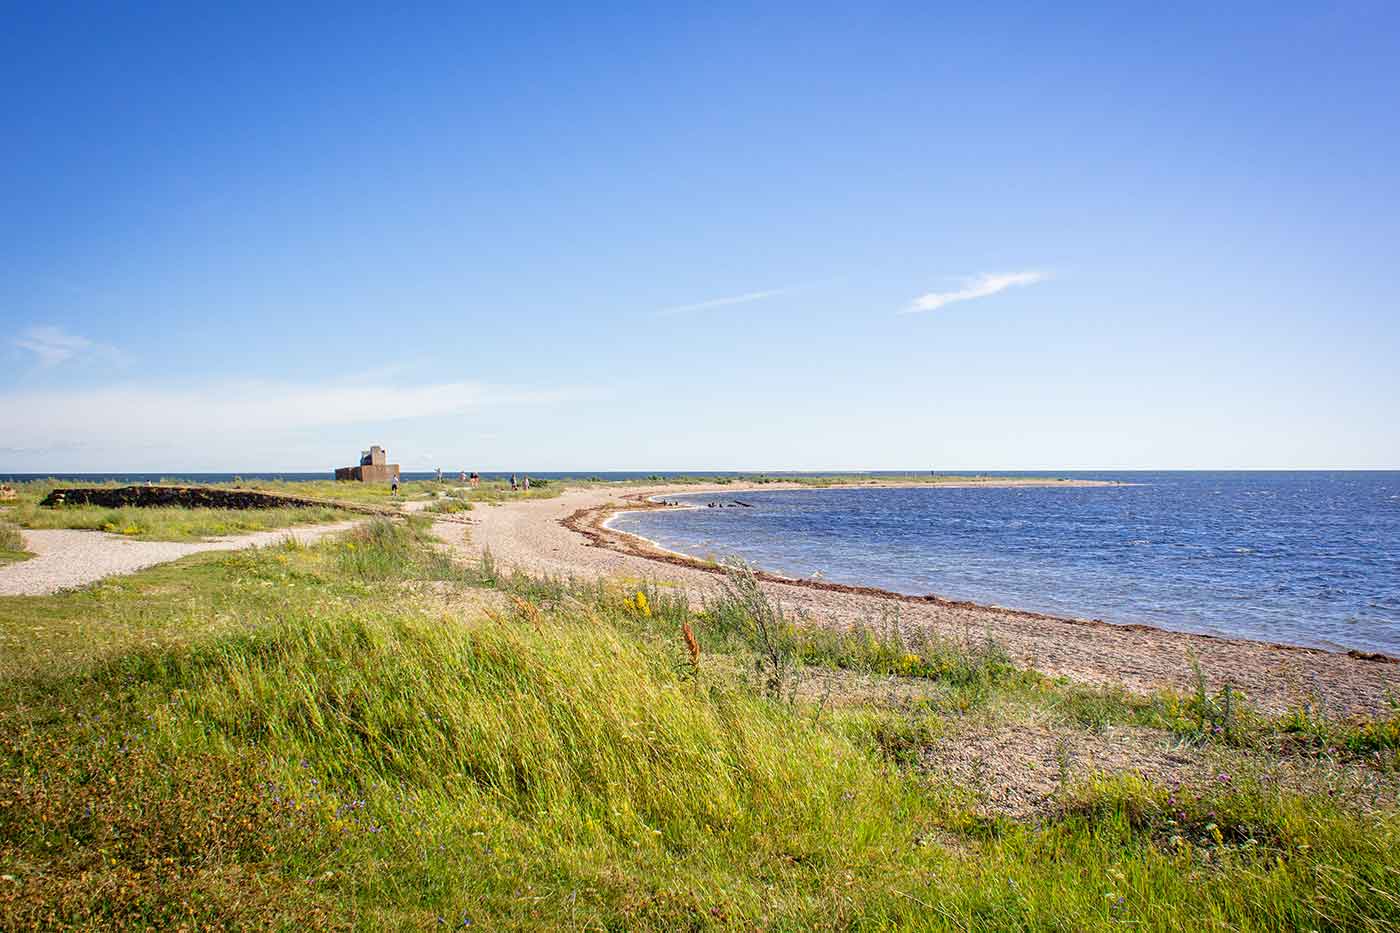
(433, 483), (1400, 716)
(0, 521), (359, 596)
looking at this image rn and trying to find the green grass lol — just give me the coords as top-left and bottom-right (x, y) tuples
(448, 554), (1400, 761)
(1, 526), (1397, 929)
(7, 501), (352, 541)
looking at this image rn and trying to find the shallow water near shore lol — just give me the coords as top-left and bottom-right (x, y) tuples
(611, 472), (1400, 655)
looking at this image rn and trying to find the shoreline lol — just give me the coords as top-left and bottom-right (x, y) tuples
(597, 490), (1398, 663)
(443, 481), (1400, 715)
(591, 492), (1396, 662)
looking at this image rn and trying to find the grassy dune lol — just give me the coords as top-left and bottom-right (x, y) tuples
(1, 519), (1397, 929)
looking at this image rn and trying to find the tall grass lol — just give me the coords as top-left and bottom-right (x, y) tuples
(3, 527), (1399, 928)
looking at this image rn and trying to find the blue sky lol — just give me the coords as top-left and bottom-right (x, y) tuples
(3, 2), (1398, 472)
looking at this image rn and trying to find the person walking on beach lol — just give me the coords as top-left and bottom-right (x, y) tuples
(459, 471), (467, 484)
(510, 474), (517, 492)
(391, 474), (400, 496)
(523, 475), (531, 491)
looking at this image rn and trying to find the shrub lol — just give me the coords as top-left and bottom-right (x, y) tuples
(703, 561), (801, 698)
(0, 522), (23, 552)
(424, 499), (472, 514)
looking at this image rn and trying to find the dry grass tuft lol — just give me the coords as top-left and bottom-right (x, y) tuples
(682, 620), (701, 673)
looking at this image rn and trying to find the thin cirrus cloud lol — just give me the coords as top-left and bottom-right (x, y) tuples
(13, 325), (123, 367)
(902, 271), (1049, 314)
(656, 284), (810, 317)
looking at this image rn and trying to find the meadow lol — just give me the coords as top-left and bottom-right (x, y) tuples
(1, 514), (1397, 929)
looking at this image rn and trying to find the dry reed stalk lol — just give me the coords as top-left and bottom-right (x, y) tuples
(510, 594), (544, 630)
(682, 620), (701, 671)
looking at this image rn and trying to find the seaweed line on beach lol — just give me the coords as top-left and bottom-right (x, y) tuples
(564, 496), (1398, 666)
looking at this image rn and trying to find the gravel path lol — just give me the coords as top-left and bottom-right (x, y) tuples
(0, 521), (359, 596)
(435, 483), (1400, 716)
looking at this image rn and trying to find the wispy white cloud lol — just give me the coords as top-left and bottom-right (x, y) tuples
(0, 379), (604, 453)
(657, 284), (808, 317)
(14, 326), (90, 366)
(902, 271), (1049, 314)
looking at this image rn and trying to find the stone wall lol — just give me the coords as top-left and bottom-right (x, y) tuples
(40, 486), (336, 511)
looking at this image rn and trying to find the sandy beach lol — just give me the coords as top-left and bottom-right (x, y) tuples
(443, 480), (1400, 716)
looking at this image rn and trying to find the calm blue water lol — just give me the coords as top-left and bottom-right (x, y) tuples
(610, 473), (1400, 654)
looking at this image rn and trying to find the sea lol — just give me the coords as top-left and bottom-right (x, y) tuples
(607, 472), (1400, 655)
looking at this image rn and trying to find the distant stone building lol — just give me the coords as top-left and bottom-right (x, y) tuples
(335, 446), (401, 483)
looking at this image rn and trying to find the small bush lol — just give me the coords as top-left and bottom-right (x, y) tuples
(704, 561), (801, 698)
(0, 522), (23, 552)
(424, 499), (472, 514)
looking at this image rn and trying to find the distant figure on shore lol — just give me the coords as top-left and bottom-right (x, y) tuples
(436, 467), (442, 482)
(391, 475), (400, 496)
(523, 475), (531, 491)
(459, 471), (467, 483)
(510, 474), (517, 491)
(471, 472), (480, 488)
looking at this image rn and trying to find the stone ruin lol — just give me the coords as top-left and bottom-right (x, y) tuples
(335, 445), (401, 483)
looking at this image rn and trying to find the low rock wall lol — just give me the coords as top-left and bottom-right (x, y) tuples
(40, 486), (338, 511)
